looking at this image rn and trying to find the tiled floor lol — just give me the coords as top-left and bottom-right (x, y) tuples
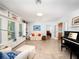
(13, 39), (76, 59)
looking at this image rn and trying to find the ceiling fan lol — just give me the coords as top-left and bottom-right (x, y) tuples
(36, 0), (42, 4)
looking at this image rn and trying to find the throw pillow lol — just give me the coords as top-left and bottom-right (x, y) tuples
(0, 52), (10, 59)
(6, 51), (17, 59)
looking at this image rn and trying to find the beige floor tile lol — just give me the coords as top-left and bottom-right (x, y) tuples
(13, 39), (76, 59)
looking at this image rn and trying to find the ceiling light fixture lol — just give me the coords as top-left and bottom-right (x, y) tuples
(36, 0), (42, 4)
(37, 13), (43, 16)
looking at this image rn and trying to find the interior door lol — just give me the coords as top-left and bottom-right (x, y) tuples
(58, 23), (63, 40)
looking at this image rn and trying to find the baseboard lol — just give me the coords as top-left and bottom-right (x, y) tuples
(12, 39), (26, 50)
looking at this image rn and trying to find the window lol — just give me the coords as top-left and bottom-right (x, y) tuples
(8, 20), (16, 41)
(19, 24), (22, 36)
(0, 18), (1, 29)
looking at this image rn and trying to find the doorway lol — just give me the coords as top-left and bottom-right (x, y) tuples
(58, 22), (63, 40)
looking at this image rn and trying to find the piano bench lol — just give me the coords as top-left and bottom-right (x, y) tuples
(61, 44), (68, 51)
(61, 37), (67, 51)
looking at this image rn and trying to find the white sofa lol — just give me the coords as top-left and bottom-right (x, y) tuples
(0, 45), (36, 59)
(30, 32), (42, 40)
(15, 45), (36, 59)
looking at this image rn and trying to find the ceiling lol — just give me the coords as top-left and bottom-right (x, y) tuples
(0, 0), (79, 22)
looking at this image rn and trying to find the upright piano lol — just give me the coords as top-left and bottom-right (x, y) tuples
(61, 31), (79, 59)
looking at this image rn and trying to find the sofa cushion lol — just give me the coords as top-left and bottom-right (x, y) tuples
(15, 51), (30, 59)
(6, 51), (17, 59)
(0, 52), (10, 59)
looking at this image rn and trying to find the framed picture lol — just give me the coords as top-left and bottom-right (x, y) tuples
(33, 25), (41, 31)
(72, 16), (79, 27)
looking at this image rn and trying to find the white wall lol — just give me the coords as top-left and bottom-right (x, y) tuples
(52, 9), (79, 38)
(52, 9), (79, 39)
(28, 9), (79, 39)
(29, 22), (45, 36)
(0, 9), (27, 48)
(0, 16), (8, 46)
(28, 21), (55, 38)
(22, 23), (26, 36)
(60, 9), (79, 31)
